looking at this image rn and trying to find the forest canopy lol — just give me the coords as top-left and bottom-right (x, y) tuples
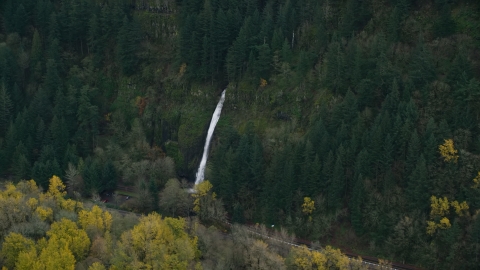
(0, 0), (480, 268)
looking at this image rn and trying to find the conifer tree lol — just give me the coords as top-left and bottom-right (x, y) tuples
(382, 133), (394, 170)
(83, 158), (101, 195)
(63, 144), (79, 171)
(322, 150), (335, 187)
(340, 0), (356, 38)
(351, 174), (365, 235)
(12, 142), (30, 180)
(1, 122), (16, 171)
(48, 12), (60, 45)
(249, 137), (264, 193)
(382, 79), (400, 114)
(88, 14), (103, 67)
(406, 129), (421, 176)
(212, 8), (230, 75)
(325, 37), (346, 94)
(31, 29), (43, 70)
(102, 161), (117, 191)
(259, 3), (274, 45)
(271, 28), (284, 52)
(13, 4), (28, 36)
(34, 118), (46, 156)
(328, 155), (344, 210)
(409, 40), (436, 88)
(49, 116), (69, 164)
(255, 43), (272, 80)
(32, 157), (61, 189)
(76, 86), (99, 154)
(408, 155), (428, 211)
(368, 120), (384, 176)
(226, 30), (247, 81)
(53, 88), (67, 119)
(0, 83), (13, 137)
(423, 118), (438, 163)
(35, 0), (53, 36)
(357, 79), (375, 109)
(68, 0), (89, 54)
(100, 7), (114, 43)
(424, 133), (438, 165)
(387, 7), (401, 43)
(447, 49), (472, 87)
(300, 142), (316, 195)
(311, 154), (322, 195)
(200, 35), (212, 81)
(281, 159), (295, 216)
(433, 3), (456, 38)
(116, 16), (141, 75)
(3, 0), (15, 34)
(179, 14), (196, 64)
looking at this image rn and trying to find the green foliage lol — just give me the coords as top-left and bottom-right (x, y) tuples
(0, 83), (13, 138)
(0, 0), (479, 268)
(117, 16), (142, 75)
(433, 3), (456, 38)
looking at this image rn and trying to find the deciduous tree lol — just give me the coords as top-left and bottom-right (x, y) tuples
(1, 232), (35, 269)
(160, 178), (190, 216)
(46, 218), (90, 260)
(439, 139), (458, 163)
(111, 213), (199, 269)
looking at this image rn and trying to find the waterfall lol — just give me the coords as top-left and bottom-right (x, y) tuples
(195, 90), (226, 186)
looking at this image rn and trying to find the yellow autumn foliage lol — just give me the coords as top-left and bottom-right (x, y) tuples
(179, 63), (187, 76)
(27, 197), (38, 209)
(37, 236), (75, 270)
(78, 205), (112, 233)
(59, 198), (77, 212)
(426, 221), (437, 235)
(111, 213), (198, 269)
(427, 194), (470, 235)
(451, 200), (469, 216)
(192, 180), (215, 214)
(35, 206), (53, 221)
(291, 245), (327, 270)
(15, 246), (42, 270)
(1, 182), (23, 199)
(27, 179), (38, 191)
(289, 245), (350, 270)
(47, 218), (90, 260)
(438, 217), (451, 229)
(430, 196), (450, 218)
(438, 139), (458, 163)
(472, 172), (480, 189)
(16, 236), (75, 270)
(88, 262), (106, 270)
(323, 246), (350, 269)
(302, 197), (315, 216)
(1, 232), (35, 269)
(260, 78), (268, 87)
(47, 175), (67, 200)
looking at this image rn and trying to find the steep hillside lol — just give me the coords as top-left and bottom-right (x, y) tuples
(0, 0), (480, 268)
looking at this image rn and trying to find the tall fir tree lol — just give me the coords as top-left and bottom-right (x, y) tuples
(116, 16), (141, 75)
(351, 174), (365, 235)
(407, 155), (428, 211)
(328, 155), (344, 211)
(0, 83), (13, 137)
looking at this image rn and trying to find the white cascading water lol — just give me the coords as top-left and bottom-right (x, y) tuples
(194, 90), (226, 186)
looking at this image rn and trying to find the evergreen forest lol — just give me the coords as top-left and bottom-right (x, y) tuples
(1, 0), (480, 268)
